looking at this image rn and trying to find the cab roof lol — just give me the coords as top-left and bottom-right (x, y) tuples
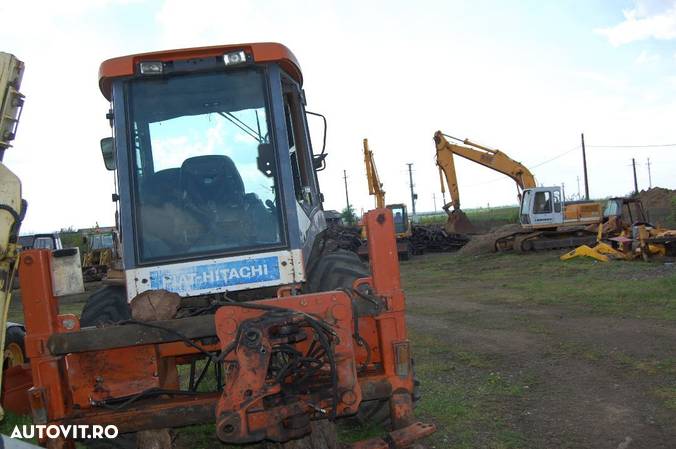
(98, 42), (302, 101)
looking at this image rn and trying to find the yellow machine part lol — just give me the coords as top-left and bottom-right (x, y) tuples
(560, 242), (628, 262)
(560, 245), (609, 262)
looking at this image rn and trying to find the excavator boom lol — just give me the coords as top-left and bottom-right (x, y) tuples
(363, 138), (386, 209)
(434, 131), (536, 234)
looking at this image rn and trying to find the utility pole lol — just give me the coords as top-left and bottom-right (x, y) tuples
(581, 133), (589, 200)
(631, 158), (639, 195)
(433, 193), (437, 213)
(576, 176), (581, 200)
(343, 169), (350, 213)
(646, 158), (652, 188)
(406, 163), (417, 217)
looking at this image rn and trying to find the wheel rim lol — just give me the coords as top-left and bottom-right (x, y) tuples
(4, 342), (24, 368)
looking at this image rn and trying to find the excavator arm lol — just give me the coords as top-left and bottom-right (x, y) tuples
(363, 138), (386, 208)
(433, 131), (536, 233)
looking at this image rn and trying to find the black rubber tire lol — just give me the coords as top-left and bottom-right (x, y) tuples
(304, 249), (369, 293)
(4, 325), (27, 368)
(80, 285), (131, 327)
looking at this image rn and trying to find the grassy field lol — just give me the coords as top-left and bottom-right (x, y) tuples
(3, 251), (675, 448)
(419, 206), (519, 232)
(400, 252), (676, 448)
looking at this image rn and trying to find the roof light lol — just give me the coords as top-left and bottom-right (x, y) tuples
(223, 51), (247, 66)
(139, 61), (164, 75)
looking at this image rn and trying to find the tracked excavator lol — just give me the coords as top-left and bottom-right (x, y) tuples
(360, 138), (413, 259)
(434, 131), (605, 251)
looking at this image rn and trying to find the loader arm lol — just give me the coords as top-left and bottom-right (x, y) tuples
(434, 131), (536, 211)
(363, 138), (385, 209)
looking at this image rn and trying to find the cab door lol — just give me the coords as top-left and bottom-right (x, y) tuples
(281, 75), (324, 251)
(527, 187), (564, 227)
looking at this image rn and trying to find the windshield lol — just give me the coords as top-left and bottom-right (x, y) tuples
(89, 233), (114, 250)
(128, 69), (282, 263)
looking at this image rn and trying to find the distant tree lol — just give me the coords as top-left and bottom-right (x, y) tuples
(341, 205), (357, 226)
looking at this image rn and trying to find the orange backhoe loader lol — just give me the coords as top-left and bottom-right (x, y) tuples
(1, 44), (434, 449)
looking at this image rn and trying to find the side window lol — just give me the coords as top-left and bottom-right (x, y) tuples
(282, 80), (316, 212)
(553, 190), (562, 213)
(533, 191), (552, 214)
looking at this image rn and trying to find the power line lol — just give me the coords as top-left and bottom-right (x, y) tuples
(464, 144), (580, 187)
(529, 145), (580, 169)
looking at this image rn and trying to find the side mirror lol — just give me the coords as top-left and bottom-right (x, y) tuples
(100, 137), (116, 170)
(306, 111), (327, 171)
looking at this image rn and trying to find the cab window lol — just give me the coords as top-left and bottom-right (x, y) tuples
(533, 191), (552, 214)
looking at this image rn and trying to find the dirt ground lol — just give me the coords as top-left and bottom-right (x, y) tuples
(5, 252), (675, 449)
(401, 252), (676, 449)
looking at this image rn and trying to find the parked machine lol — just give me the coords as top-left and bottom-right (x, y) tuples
(81, 229), (119, 282)
(360, 138), (413, 259)
(3, 43), (434, 448)
(434, 131), (604, 251)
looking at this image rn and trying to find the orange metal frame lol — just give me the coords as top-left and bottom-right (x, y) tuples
(98, 42), (303, 100)
(10, 208), (434, 448)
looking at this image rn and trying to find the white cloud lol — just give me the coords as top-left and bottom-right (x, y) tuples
(596, 0), (676, 46)
(635, 49), (661, 64)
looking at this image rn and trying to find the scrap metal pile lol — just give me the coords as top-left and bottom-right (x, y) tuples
(410, 224), (469, 254)
(328, 223), (468, 257)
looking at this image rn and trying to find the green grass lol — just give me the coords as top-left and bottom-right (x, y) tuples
(653, 387), (676, 410)
(401, 252), (676, 321)
(418, 206), (519, 227)
(411, 330), (529, 448)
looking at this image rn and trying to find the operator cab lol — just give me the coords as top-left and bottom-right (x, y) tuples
(99, 44), (327, 300)
(387, 204), (409, 236)
(520, 187), (564, 227)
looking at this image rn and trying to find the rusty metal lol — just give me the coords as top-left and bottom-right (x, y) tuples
(350, 421), (437, 449)
(6, 209), (433, 447)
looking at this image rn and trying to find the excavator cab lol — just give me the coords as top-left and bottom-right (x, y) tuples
(519, 187), (564, 227)
(98, 44), (327, 299)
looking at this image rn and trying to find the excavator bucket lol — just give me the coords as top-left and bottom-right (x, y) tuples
(445, 209), (476, 234)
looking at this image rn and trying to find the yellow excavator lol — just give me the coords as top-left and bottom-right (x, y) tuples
(361, 138), (412, 259)
(434, 131), (605, 251)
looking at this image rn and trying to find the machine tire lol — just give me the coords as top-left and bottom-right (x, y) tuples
(304, 249), (369, 293)
(3, 325), (27, 368)
(80, 285), (131, 327)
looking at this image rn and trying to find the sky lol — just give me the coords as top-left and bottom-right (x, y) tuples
(1, 0), (675, 232)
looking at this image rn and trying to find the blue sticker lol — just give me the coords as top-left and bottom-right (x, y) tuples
(149, 256), (280, 293)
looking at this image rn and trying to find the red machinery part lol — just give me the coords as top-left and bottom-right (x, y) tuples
(3, 208), (433, 448)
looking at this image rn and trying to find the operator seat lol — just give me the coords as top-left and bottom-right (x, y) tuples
(143, 168), (181, 206)
(180, 155), (245, 208)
